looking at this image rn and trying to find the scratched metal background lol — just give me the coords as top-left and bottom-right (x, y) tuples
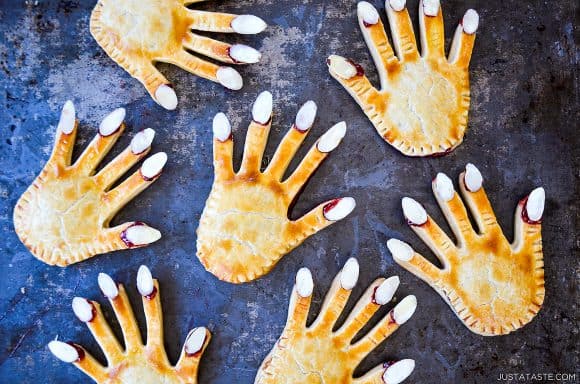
(0, 0), (578, 383)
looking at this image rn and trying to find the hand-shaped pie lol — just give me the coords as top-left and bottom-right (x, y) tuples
(48, 265), (211, 383)
(327, 0), (479, 156)
(256, 258), (417, 384)
(387, 164), (546, 336)
(196, 91), (356, 283)
(13, 101), (167, 267)
(90, 0), (266, 110)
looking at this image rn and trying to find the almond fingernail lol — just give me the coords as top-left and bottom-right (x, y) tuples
(434, 172), (454, 202)
(140, 152), (167, 181)
(184, 327), (208, 356)
(524, 187), (545, 223)
(295, 100), (317, 132)
(231, 15), (267, 34)
(317, 121), (346, 153)
(464, 163), (482, 192)
(252, 91), (273, 124)
(131, 128), (155, 155)
(121, 223), (162, 248)
(340, 257), (359, 290)
(213, 112), (232, 142)
(387, 239), (414, 262)
(323, 197), (356, 221)
(392, 295), (417, 325)
(137, 265), (155, 298)
(229, 44), (261, 64)
(462, 9), (479, 35)
(373, 276), (400, 305)
(327, 55), (363, 79)
(58, 100), (75, 134)
(296, 267), (313, 298)
(155, 85), (178, 110)
(72, 297), (95, 322)
(401, 197), (427, 226)
(358, 2), (379, 26)
(48, 340), (81, 363)
(216, 67), (243, 90)
(422, 0), (440, 17)
(98, 273), (119, 299)
(382, 359), (415, 384)
(99, 108), (125, 136)
(389, 0), (406, 12)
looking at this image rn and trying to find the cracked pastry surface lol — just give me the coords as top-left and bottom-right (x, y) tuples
(388, 163), (546, 336)
(196, 91), (355, 283)
(328, 0), (479, 156)
(90, 0), (266, 110)
(13, 101), (166, 266)
(255, 259), (416, 384)
(48, 265), (211, 384)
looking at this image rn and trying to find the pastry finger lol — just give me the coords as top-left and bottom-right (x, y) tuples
(240, 91), (273, 175)
(102, 152), (167, 220)
(432, 172), (475, 246)
(74, 108), (126, 175)
(350, 295), (416, 357)
(183, 32), (261, 64)
(265, 101), (316, 180)
(313, 258), (359, 330)
(286, 267), (314, 331)
(160, 50), (243, 91)
(137, 266), (166, 355)
(94, 128), (155, 190)
(385, 0), (419, 62)
(512, 187), (545, 253)
(357, 2), (398, 89)
(48, 340), (108, 383)
(458, 163), (502, 235)
(327, 55), (381, 109)
(291, 197), (356, 242)
(284, 121), (346, 197)
(97, 274), (143, 351)
(105, 222), (162, 252)
(387, 239), (443, 284)
(419, 0), (444, 58)
(401, 197), (456, 266)
(71, 297), (124, 363)
(176, 327), (211, 378)
(139, 63), (178, 111)
(49, 100), (77, 167)
(448, 9), (479, 68)
(188, 10), (266, 34)
(336, 277), (399, 343)
(354, 359), (415, 384)
(212, 112), (234, 180)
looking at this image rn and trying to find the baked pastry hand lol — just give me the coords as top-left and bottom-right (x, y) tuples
(48, 265), (211, 384)
(196, 91), (356, 283)
(90, 0), (267, 110)
(327, 0), (479, 156)
(388, 164), (545, 335)
(256, 258), (416, 384)
(13, 101), (166, 266)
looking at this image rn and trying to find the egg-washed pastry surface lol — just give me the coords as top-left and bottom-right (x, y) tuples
(388, 163), (546, 336)
(48, 266), (211, 384)
(196, 91), (355, 283)
(328, 0), (479, 156)
(256, 258), (416, 384)
(13, 101), (166, 266)
(90, 0), (267, 110)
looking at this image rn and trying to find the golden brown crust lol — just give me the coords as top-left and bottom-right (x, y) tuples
(255, 264), (415, 384)
(391, 170), (545, 336)
(13, 105), (163, 266)
(196, 98), (352, 283)
(328, 3), (477, 157)
(89, 0), (263, 106)
(50, 268), (210, 383)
